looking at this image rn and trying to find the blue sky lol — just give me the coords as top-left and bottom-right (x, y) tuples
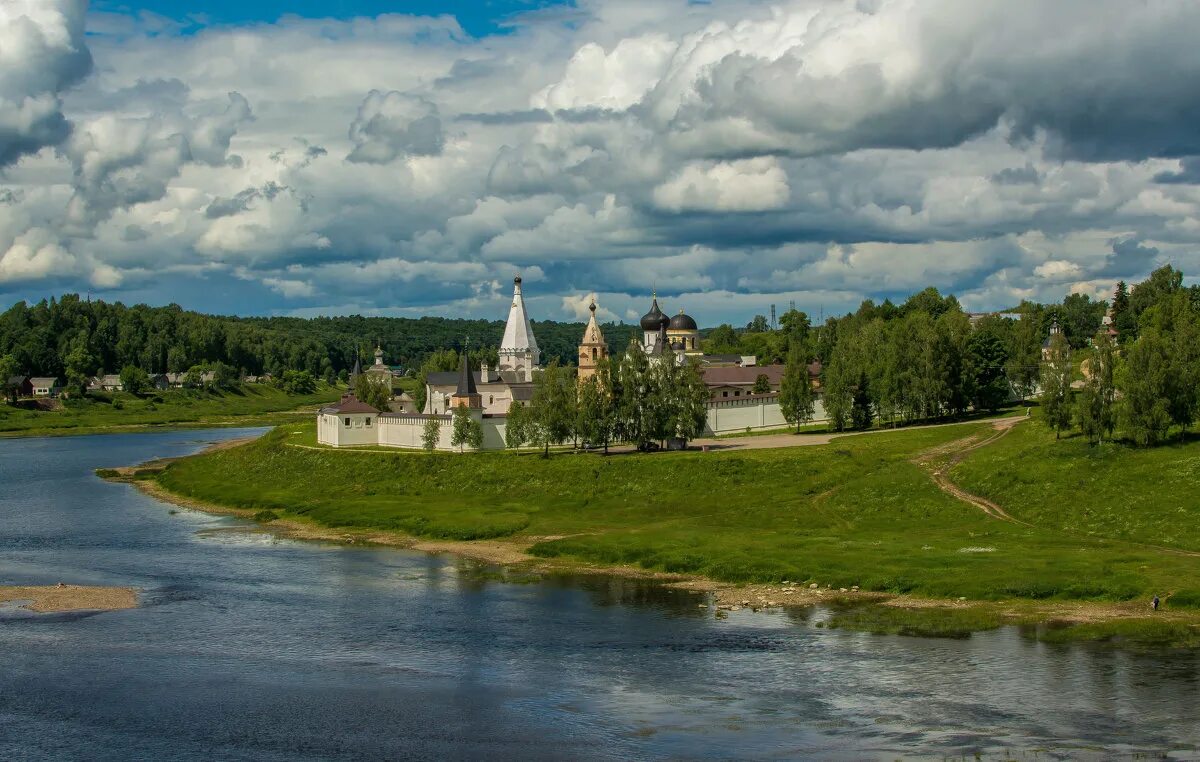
(2, 1), (1199, 325)
(91, 0), (576, 37)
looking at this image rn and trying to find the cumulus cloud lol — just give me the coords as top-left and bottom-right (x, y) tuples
(653, 158), (789, 212)
(5, 2), (1200, 322)
(0, 0), (92, 166)
(346, 90), (444, 164)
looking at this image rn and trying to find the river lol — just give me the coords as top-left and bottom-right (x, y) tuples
(1, 428), (1197, 760)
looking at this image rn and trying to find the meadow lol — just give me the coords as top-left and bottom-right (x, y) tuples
(0, 384), (340, 437)
(154, 419), (1200, 609)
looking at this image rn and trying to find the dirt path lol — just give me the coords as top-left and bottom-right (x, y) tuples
(912, 417), (1028, 524)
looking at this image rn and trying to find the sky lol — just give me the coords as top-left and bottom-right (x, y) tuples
(2, 1), (1200, 327)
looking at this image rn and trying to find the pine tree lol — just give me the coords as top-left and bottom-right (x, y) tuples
(779, 341), (815, 433)
(1110, 280), (1133, 342)
(1075, 331), (1116, 445)
(1039, 331), (1072, 439)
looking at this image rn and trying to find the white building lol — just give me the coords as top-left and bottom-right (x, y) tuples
(422, 275), (540, 415)
(497, 275), (540, 382)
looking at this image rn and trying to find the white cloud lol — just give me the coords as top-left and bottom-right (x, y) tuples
(653, 158), (789, 212)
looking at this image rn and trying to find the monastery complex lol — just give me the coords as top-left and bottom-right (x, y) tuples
(318, 277), (828, 450)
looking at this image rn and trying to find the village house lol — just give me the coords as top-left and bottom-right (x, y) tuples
(5, 375), (33, 399)
(30, 377), (64, 397)
(90, 375), (124, 392)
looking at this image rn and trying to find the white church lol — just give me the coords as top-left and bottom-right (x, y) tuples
(317, 276), (827, 450)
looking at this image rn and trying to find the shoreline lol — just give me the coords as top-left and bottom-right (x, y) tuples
(112, 439), (1200, 634)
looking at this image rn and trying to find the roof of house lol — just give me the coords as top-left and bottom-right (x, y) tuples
(699, 365), (786, 386)
(6, 375), (30, 386)
(321, 395), (380, 414)
(29, 377), (61, 386)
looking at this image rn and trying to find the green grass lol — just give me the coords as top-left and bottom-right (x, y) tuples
(0, 384), (341, 438)
(154, 420), (1200, 605)
(951, 419), (1200, 551)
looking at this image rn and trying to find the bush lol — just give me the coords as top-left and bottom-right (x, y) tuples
(1168, 589), (1200, 609)
(253, 509), (281, 522)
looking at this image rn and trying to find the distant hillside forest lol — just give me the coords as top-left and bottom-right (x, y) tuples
(1, 267), (1191, 388)
(0, 294), (637, 381)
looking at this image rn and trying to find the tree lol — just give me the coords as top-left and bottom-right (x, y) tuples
(822, 348), (854, 432)
(421, 416), (441, 453)
(63, 340), (96, 398)
(616, 337), (655, 449)
(745, 314), (770, 333)
(280, 369), (317, 395)
(778, 309), (811, 345)
(209, 361), (239, 388)
(451, 405), (483, 452)
(1006, 315), (1041, 403)
(966, 330), (1010, 412)
(354, 373), (392, 411)
(703, 324), (740, 354)
(505, 401), (529, 453)
(850, 371), (873, 430)
(1060, 293), (1107, 349)
(1076, 331), (1117, 445)
(779, 342), (815, 433)
(528, 360), (574, 457)
(119, 365), (149, 396)
(1039, 331), (1072, 439)
(661, 361), (710, 444)
(576, 372), (610, 451)
(1110, 280), (1133, 342)
(752, 373), (772, 394)
(1119, 329), (1173, 446)
(0, 354), (18, 404)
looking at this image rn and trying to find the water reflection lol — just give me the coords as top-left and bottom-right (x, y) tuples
(0, 428), (1198, 760)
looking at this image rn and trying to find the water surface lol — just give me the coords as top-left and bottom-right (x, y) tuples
(1, 429), (1198, 760)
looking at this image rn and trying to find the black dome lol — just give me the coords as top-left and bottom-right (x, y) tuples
(640, 296), (669, 331)
(669, 310), (697, 331)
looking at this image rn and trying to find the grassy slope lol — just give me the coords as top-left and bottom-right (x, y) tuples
(0, 384), (340, 437)
(951, 421), (1200, 551)
(157, 421), (1199, 603)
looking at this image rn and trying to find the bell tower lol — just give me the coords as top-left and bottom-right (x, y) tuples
(578, 299), (608, 381)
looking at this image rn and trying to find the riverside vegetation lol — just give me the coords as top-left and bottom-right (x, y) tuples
(149, 417), (1200, 646)
(0, 383), (339, 437)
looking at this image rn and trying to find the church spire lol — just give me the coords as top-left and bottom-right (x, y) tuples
(578, 297), (609, 381)
(498, 274), (540, 381)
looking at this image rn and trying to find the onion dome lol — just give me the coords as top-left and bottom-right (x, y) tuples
(669, 308), (697, 331)
(640, 294), (669, 331)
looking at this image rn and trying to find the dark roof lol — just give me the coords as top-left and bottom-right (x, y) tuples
(321, 395), (380, 414)
(455, 355), (478, 396)
(511, 386), (535, 401)
(6, 376), (30, 386)
(640, 296), (670, 331)
(700, 365), (786, 386)
(668, 310), (698, 330)
(350, 357), (362, 379)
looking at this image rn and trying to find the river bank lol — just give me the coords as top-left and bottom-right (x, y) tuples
(104, 428), (1200, 647)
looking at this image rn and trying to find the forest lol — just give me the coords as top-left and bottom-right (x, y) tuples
(0, 294), (637, 383)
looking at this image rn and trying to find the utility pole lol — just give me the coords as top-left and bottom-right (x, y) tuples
(770, 304), (776, 330)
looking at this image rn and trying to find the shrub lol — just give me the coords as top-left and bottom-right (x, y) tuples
(253, 509), (281, 522)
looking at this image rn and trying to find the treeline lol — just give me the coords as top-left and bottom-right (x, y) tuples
(505, 340), (712, 455)
(774, 265), (1199, 444)
(0, 294), (636, 382)
(1041, 267), (1200, 446)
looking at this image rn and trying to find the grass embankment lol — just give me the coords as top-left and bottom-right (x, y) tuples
(0, 384), (340, 438)
(155, 422), (1200, 614)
